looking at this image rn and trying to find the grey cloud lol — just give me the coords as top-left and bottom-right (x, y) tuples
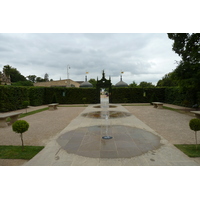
(0, 33), (181, 85)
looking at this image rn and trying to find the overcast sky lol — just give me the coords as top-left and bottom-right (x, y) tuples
(0, 33), (181, 85)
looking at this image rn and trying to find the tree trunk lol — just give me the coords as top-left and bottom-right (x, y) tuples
(195, 131), (197, 150)
(20, 133), (24, 150)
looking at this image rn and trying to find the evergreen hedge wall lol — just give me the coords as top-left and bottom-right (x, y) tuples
(164, 87), (199, 107)
(43, 87), (98, 104)
(1, 85), (199, 112)
(0, 86), (29, 112)
(28, 87), (45, 106)
(0, 86), (99, 112)
(111, 88), (165, 103)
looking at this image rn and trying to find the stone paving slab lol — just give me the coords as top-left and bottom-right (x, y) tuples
(24, 102), (199, 166)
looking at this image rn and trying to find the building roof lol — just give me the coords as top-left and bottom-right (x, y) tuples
(115, 75), (128, 87)
(79, 76), (93, 88)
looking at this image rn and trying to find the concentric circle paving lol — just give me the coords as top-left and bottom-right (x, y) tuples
(56, 125), (162, 158)
(81, 111), (132, 119)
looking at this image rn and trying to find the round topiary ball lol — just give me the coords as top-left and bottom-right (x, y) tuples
(189, 118), (200, 131)
(12, 120), (29, 134)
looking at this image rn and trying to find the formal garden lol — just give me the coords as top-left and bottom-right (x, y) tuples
(0, 33), (200, 164)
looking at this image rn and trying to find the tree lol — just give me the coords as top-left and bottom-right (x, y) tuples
(189, 118), (200, 149)
(88, 78), (97, 87)
(168, 33), (200, 102)
(168, 33), (200, 63)
(36, 77), (45, 82)
(44, 73), (49, 82)
(156, 72), (178, 87)
(12, 81), (33, 86)
(129, 81), (138, 87)
(138, 81), (155, 88)
(3, 65), (26, 82)
(27, 75), (37, 83)
(12, 120), (29, 150)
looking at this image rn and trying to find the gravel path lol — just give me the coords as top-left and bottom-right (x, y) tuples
(125, 105), (200, 165)
(0, 105), (85, 166)
(124, 105), (199, 145)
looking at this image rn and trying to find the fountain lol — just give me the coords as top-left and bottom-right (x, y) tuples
(101, 95), (113, 140)
(55, 70), (162, 159)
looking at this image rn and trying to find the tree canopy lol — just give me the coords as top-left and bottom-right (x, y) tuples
(156, 72), (178, 87)
(129, 81), (138, 87)
(138, 81), (155, 88)
(167, 33), (200, 90)
(3, 65), (27, 82)
(88, 78), (97, 87)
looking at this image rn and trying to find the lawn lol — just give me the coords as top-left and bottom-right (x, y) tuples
(174, 144), (200, 157)
(19, 107), (49, 118)
(0, 145), (44, 159)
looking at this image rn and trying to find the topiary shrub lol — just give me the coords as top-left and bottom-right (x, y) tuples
(12, 120), (29, 150)
(189, 118), (200, 149)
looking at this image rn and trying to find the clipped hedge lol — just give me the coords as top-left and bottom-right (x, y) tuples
(1, 85), (199, 112)
(0, 86), (29, 112)
(111, 87), (165, 103)
(28, 87), (45, 106)
(0, 86), (99, 112)
(43, 87), (98, 104)
(164, 87), (198, 107)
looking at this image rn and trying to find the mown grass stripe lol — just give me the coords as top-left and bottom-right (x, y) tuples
(0, 145), (44, 159)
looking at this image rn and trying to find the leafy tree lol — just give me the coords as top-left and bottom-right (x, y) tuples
(3, 65), (26, 82)
(12, 81), (33, 86)
(138, 81), (155, 88)
(168, 33), (200, 102)
(129, 81), (138, 87)
(36, 77), (45, 82)
(27, 75), (37, 83)
(12, 120), (29, 150)
(168, 33), (200, 63)
(44, 73), (49, 82)
(189, 118), (200, 149)
(156, 72), (178, 87)
(88, 78), (97, 87)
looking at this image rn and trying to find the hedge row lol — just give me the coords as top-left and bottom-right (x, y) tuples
(1, 85), (200, 112)
(43, 87), (99, 104)
(164, 87), (199, 107)
(111, 88), (165, 103)
(0, 86), (99, 112)
(0, 86), (29, 112)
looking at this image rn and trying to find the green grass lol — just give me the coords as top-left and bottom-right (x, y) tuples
(59, 105), (87, 107)
(174, 144), (200, 157)
(122, 103), (150, 106)
(0, 145), (44, 159)
(163, 106), (178, 112)
(19, 107), (49, 118)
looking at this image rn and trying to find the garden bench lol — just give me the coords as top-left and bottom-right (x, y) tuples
(190, 111), (200, 119)
(0, 112), (22, 128)
(152, 102), (163, 109)
(48, 103), (59, 111)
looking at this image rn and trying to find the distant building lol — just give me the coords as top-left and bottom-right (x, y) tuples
(79, 76), (93, 88)
(115, 75), (128, 87)
(34, 79), (83, 87)
(0, 71), (11, 85)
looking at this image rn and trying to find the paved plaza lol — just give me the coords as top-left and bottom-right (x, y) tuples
(19, 98), (200, 166)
